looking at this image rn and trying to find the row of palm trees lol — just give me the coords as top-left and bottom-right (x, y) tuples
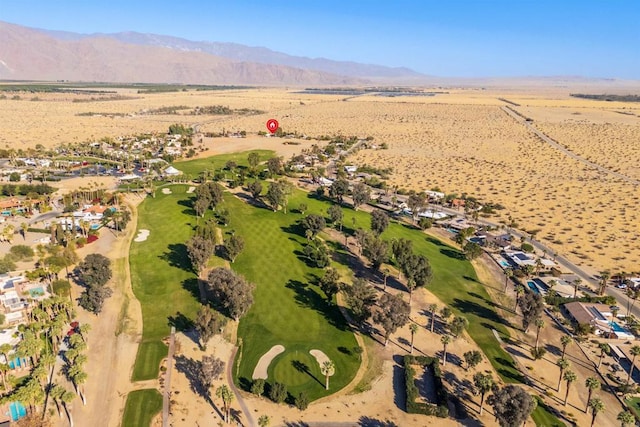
(0, 296), (87, 425)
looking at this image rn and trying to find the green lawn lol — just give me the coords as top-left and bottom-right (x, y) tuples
(626, 396), (640, 420)
(129, 184), (201, 381)
(122, 389), (163, 427)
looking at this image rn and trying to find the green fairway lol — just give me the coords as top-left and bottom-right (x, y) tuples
(224, 194), (360, 400)
(174, 150), (274, 177)
(129, 184), (200, 381)
(122, 389), (163, 427)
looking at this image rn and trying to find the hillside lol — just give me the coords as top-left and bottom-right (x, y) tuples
(0, 21), (362, 85)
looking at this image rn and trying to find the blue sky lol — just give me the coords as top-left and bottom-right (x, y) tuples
(2, 0), (639, 78)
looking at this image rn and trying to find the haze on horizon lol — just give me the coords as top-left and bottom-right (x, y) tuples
(2, 0), (640, 80)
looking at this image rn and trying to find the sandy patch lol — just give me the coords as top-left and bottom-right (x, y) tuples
(161, 188), (172, 194)
(252, 345), (285, 380)
(187, 186), (195, 193)
(133, 229), (150, 242)
(309, 349), (334, 375)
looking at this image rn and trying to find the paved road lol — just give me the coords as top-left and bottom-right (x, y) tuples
(226, 346), (254, 427)
(163, 326), (176, 427)
(29, 210), (62, 225)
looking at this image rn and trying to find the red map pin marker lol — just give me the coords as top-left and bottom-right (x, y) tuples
(266, 119), (279, 134)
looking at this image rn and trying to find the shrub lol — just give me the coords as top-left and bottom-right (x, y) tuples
(521, 243), (534, 253)
(9, 245), (34, 260)
(269, 382), (287, 404)
(294, 392), (309, 410)
(530, 347), (547, 360)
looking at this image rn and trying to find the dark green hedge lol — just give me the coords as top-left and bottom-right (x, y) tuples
(404, 355), (449, 417)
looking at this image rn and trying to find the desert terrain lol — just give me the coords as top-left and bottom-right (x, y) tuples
(2, 85), (640, 275)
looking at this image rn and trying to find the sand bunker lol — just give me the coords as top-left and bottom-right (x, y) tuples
(310, 349), (334, 375)
(252, 345), (285, 380)
(162, 188), (172, 194)
(134, 229), (150, 242)
(187, 186), (196, 193)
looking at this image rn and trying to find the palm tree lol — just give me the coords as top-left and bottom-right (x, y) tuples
(557, 358), (570, 392)
(78, 324), (91, 344)
(60, 389), (76, 425)
(321, 360), (335, 390)
(48, 384), (64, 418)
(626, 287), (639, 317)
(627, 345), (640, 385)
(409, 324), (418, 354)
(514, 284), (524, 311)
(534, 318), (545, 351)
(598, 270), (611, 295)
(382, 267), (390, 291)
(588, 397), (605, 426)
(563, 370), (577, 406)
(441, 335), (451, 367)
(473, 372), (494, 416)
(597, 343), (610, 369)
(428, 303), (438, 333)
(560, 335), (572, 358)
(0, 343), (13, 368)
(573, 278), (582, 299)
(503, 268), (513, 292)
(215, 384), (234, 423)
(0, 363), (9, 391)
(617, 410), (635, 427)
(584, 377), (600, 413)
(68, 365), (87, 404)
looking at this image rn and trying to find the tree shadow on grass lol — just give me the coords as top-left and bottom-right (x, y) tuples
(182, 277), (204, 304)
(159, 243), (192, 272)
(280, 223), (306, 239)
(234, 192), (272, 210)
(425, 235), (448, 247)
(451, 298), (513, 329)
(177, 198), (197, 217)
(495, 357), (525, 382)
(291, 360), (324, 387)
(285, 279), (348, 331)
(440, 248), (465, 260)
(467, 291), (512, 313)
(167, 311), (194, 332)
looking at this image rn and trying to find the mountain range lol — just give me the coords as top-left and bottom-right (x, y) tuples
(0, 21), (422, 85)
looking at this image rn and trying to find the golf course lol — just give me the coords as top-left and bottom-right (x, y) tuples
(124, 151), (560, 425)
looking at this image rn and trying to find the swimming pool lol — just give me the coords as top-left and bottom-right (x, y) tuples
(90, 223), (100, 230)
(610, 321), (626, 333)
(9, 401), (26, 421)
(28, 287), (45, 297)
(527, 281), (540, 295)
(499, 259), (510, 268)
(8, 357), (22, 370)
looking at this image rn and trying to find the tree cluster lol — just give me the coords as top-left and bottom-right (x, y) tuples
(206, 268), (255, 320)
(374, 293), (410, 345)
(518, 291), (544, 332)
(302, 238), (331, 268)
(194, 182), (224, 217)
(77, 254), (113, 314)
